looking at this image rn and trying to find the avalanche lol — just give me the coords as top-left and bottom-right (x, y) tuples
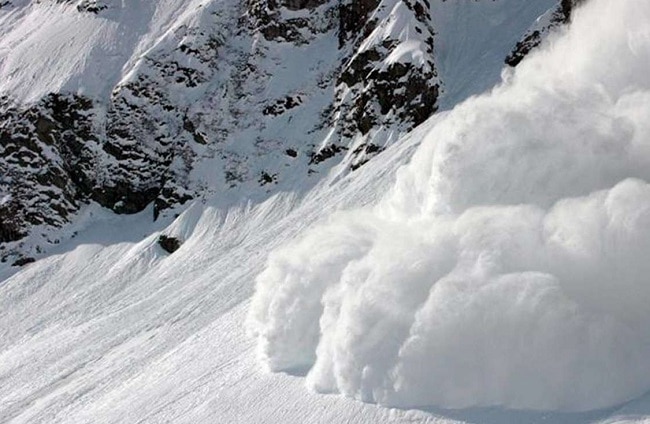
(249, 0), (650, 412)
(2, 0), (650, 422)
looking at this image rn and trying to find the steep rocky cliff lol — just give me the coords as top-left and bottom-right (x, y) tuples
(0, 0), (569, 263)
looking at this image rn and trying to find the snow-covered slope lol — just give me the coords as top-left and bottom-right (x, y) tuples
(2, 116), (649, 424)
(5, 0), (649, 423)
(0, 0), (560, 264)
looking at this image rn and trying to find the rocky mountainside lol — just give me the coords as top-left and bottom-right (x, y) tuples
(0, 0), (572, 264)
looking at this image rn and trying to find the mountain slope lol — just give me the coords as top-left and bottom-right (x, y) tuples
(1, 114), (648, 424)
(0, 0), (559, 264)
(5, 0), (648, 423)
(251, 0), (650, 413)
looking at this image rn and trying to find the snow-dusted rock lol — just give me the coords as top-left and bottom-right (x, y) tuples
(506, 0), (585, 67)
(0, 0), (565, 262)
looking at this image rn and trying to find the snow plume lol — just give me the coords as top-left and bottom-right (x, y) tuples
(249, 0), (650, 412)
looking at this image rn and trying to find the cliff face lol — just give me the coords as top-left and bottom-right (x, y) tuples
(0, 0), (567, 263)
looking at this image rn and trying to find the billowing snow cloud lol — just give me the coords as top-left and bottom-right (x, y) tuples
(248, 0), (650, 412)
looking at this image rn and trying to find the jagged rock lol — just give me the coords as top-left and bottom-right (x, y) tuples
(338, 0), (381, 47)
(350, 143), (385, 171)
(158, 235), (182, 254)
(259, 171), (278, 186)
(0, 94), (98, 242)
(76, 0), (108, 13)
(309, 144), (347, 165)
(263, 96), (303, 116)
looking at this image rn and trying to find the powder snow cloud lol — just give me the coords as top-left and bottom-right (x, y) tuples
(249, 0), (650, 412)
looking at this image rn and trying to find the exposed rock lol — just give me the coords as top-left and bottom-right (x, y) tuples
(350, 143), (385, 171)
(158, 235), (182, 254)
(329, 0), (439, 165)
(263, 96), (303, 116)
(12, 256), (35, 267)
(259, 171), (278, 186)
(76, 0), (108, 13)
(309, 144), (347, 165)
(0, 94), (98, 242)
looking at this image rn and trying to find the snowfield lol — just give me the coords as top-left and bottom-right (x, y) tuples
(2, 0), (650, 423)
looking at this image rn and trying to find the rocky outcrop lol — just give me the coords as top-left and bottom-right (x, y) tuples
(246, 0), (336, 44)
(158, 235), (182, 254)
(0, 94), (98, 244)
(326, 0), (439, 169)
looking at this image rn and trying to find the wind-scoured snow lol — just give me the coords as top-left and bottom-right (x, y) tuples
(250, 0), (650, 412)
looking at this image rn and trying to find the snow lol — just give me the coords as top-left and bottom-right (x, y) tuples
(0, 0), (206, 103)
(2, 0), (650, 422)
(2, 117), (643, 423)
(250, 0), (650, 414)
(0, 129), (435, 423)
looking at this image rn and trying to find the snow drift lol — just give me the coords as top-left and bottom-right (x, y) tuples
(249, 0), (650, 412)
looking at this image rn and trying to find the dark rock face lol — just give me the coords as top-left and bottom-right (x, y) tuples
(0, 91), (181, 244)
(12, 256), (35, 267)
(559, 0), (587, 22)
(506, 30), (544, 67)
(47, 0), (109, 13)
(282, 0), (329, 11)
(338, 0), (381, 47)
(76, 0), (108, 13)
(158, 235), (182, 254)
(0, 94), (98, 243)
(247, 0), (336, 44)
(242, 0), (439, 170)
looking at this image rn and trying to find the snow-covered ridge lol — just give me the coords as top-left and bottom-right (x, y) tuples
(1, 0), (560, 264)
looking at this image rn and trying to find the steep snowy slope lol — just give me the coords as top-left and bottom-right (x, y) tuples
(0, 0), (560, 264)
(0, 122), (445, 423)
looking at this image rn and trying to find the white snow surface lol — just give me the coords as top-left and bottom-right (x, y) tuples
(3, 0), (650, 423)
(250, 0), (650, 414)
(0, 0), (204, 103)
